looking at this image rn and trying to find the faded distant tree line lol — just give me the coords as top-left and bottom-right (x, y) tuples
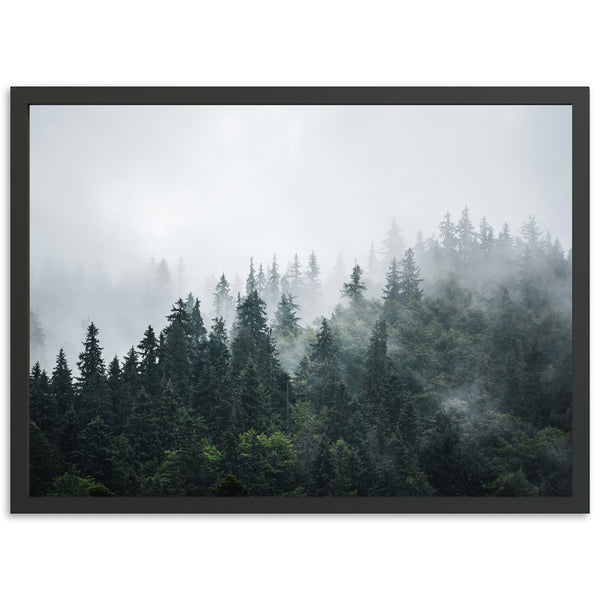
(30, 208), (572, 497)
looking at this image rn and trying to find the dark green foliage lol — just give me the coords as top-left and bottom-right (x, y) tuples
(76, 322), (109, 424)
(274, 293), (301, 336)
(51, 349), (74, 422)
(212, 473), (248, 497)
(399, 248), (423, 304)
(30, 362), (53, 435)
(342, 263), (366, 305)
(138, 325), (160, 396)
(30, 209), (572, 498)
(29, 421), (61, 495)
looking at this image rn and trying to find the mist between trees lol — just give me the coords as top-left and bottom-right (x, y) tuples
(30, 209), (572, 497)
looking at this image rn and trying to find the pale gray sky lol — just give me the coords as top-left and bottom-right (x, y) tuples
(30, 104), (572, 284)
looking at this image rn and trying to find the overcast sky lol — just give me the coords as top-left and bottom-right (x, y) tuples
(30, 104), (572, 285)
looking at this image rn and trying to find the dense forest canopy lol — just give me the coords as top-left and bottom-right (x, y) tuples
(30, 210), (572, 497)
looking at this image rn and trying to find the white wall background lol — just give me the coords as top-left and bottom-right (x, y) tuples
(1, 2), (597, 598)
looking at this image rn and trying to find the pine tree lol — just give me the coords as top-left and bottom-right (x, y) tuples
(188, 297), (207, 347)
(283, 254), (303, 298)
(51, 349), (74, 423)
(185, 292), (195, 314)
(30, 310), (45, 357)
(439, 212), (457, 251)
(457, 206), (476, 261)
(245, 257), (257, 296)
(274, 293), (301, 336)
(256, 263), (267, 298)
(399, 248), (424, 304)
(30, 361), (52, 433)
(266, 253), (281, 309)
(382, 258), (401, 302)
(230, 289), (286, 411)
(162, 299), (193, 398)
(306, 251), (320, 288)
(305, 251), (321, 315)
(106, 355), (122, 432)
(137, 325), (160, 396)
(367, 242), (378, 284)
(496, 222), (513, 253)
(204, 317), (234, 443)
(415, 230), (425, 257)
(29, 421), (60, 495)
(76, 322), (109, 424)
(213, 273), (234, 323)
(381, 218), (405, 262)
(479, 216), (494, 257)
(520, 214), (542, 248)
(118, 347), (139, 430)
(311, 319), (336, 363)
(341, 263), (366, 305)
(364, 319), (389, 396)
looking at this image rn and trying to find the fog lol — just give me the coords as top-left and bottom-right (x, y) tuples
(30, 104), (572, 369)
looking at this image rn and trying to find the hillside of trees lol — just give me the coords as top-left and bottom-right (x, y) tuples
(29, 209), (572, 497)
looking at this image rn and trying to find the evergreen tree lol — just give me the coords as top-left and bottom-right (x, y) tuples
(30, 362), (52, 434)
(266, 253), (281, 309)
(439, 212), (457, 252)
(364, 319), (389, 397)
(414, 230), (425, 257)
(106, 355), (122, 432)
(341, 263), (366, 305)
(479, 216), (494, 256)
(256, 263), (267, 298)
(204, 318), (234, 443)
(306, 251), (321, 289)
(188, 297), (207, 350)
(308, 435), (335, 496)
(119, 347), (139, 429)
(457, 206), (476, 261)
(381, 218), (404, 262)
(520, 214), (542, 248)
(274, 293), (301, 336)
(137, 325), (160, 396)
(245, 257), (257, 295)
(283, 254), (303, 298)
(162, 299), (193, 397)
(382, 258), (401, 303)
(311, 319), (336, 363)
(76, 322), (109, 424)
(75, 416), (115, 488)
(366, 242), (380, 295)
(185, 292), (196, 314)
(29, 421), (60, 495)
(305, 251), (321, 314)
(213, 273), (234, 323)
(230, 290), (288, 421)
(30, 310), (45, 357)
(496, 222), (513, 257)
(399, 248), (423, 304)
(51, 349), (74, 414)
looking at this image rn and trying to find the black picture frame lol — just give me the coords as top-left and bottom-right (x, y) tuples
(11, 86), (590, 514)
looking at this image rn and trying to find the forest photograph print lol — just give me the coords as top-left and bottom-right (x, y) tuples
(20, 91), (585, 510)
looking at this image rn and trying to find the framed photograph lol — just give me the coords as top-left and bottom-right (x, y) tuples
(11, 87), (589, 513)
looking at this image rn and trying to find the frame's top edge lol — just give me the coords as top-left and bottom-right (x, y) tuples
(9, 86), (589, 106)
